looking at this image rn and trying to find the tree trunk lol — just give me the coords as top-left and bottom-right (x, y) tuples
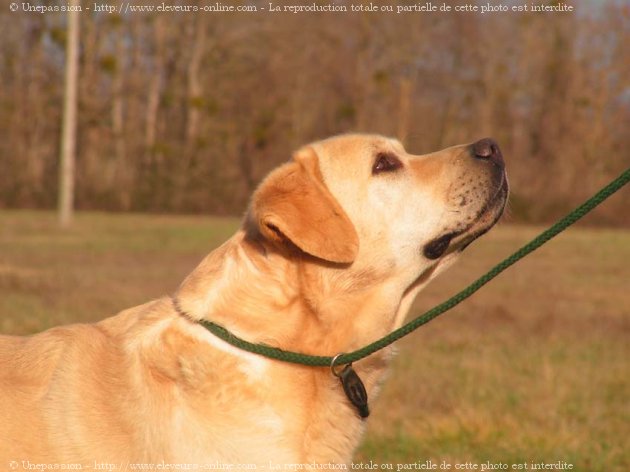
(396, 77), (413, 145)
(186, 16), (207, 149)
(58, 0), (80, 227)
(145, 17), (164, 159)
(113, 30), (130, 209)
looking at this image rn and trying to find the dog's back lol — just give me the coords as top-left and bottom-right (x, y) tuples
(0, 303), (152, 461)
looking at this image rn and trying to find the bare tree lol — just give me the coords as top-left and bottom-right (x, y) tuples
(112, 22), (129, 208)
(186, 15), (208, 150)
(145, 16), (164, 159)
(58, 1), (80, 226)
(0, 1), (626, 224)
(396, 76), (413, 145)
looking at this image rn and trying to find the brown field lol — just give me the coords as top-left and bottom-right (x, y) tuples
(1, 211), (628, 470)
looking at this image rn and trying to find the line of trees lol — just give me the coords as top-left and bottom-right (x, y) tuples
(0, 1), (628, 224)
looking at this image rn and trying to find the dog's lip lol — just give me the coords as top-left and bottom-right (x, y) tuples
(453, 173), (509, 250)
(424, 172), (508, 258)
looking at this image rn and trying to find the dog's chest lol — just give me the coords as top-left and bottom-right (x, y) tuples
(168, 320), (369, 464)
(169, 405), (298, 465)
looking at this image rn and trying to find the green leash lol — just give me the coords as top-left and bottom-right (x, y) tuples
(197, 167), (630, 368)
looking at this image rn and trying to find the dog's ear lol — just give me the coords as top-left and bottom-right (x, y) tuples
(250, 147), (359, 264)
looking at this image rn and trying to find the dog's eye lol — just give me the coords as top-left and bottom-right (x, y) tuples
(372, 153), (402, 175)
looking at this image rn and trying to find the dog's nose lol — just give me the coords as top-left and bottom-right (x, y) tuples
(471, 138), (504, 168)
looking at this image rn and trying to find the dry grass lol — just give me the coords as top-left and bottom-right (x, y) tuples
(360, 226), (630, 470)
(1, 211), (628, 470)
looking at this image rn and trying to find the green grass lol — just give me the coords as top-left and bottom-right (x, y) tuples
(0, 210), (237, 330)
(1, 211), (628, 470)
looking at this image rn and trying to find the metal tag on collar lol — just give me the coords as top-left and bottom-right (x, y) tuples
(331, 354), (370, 419)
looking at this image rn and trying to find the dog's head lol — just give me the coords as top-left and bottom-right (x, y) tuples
(249, 134), (508, 294)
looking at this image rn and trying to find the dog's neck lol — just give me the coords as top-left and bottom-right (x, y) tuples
(172, 230), (429, 462)
(176, 230), (404, 355)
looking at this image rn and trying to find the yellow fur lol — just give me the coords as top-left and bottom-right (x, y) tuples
(0, 134), (507, 465)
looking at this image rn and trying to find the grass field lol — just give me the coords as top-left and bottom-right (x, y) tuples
(1, 210), (628, 470)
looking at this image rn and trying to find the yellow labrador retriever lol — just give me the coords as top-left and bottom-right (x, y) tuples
(0, 134), (507, 467)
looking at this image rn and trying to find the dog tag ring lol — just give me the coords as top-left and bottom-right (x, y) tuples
(331, 355), (370, 419)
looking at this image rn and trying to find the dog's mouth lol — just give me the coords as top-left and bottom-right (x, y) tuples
(423, 173), (509, 260)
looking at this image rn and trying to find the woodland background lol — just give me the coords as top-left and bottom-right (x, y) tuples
(0, 0), (628, 223)
(1, 2), (629, 468)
